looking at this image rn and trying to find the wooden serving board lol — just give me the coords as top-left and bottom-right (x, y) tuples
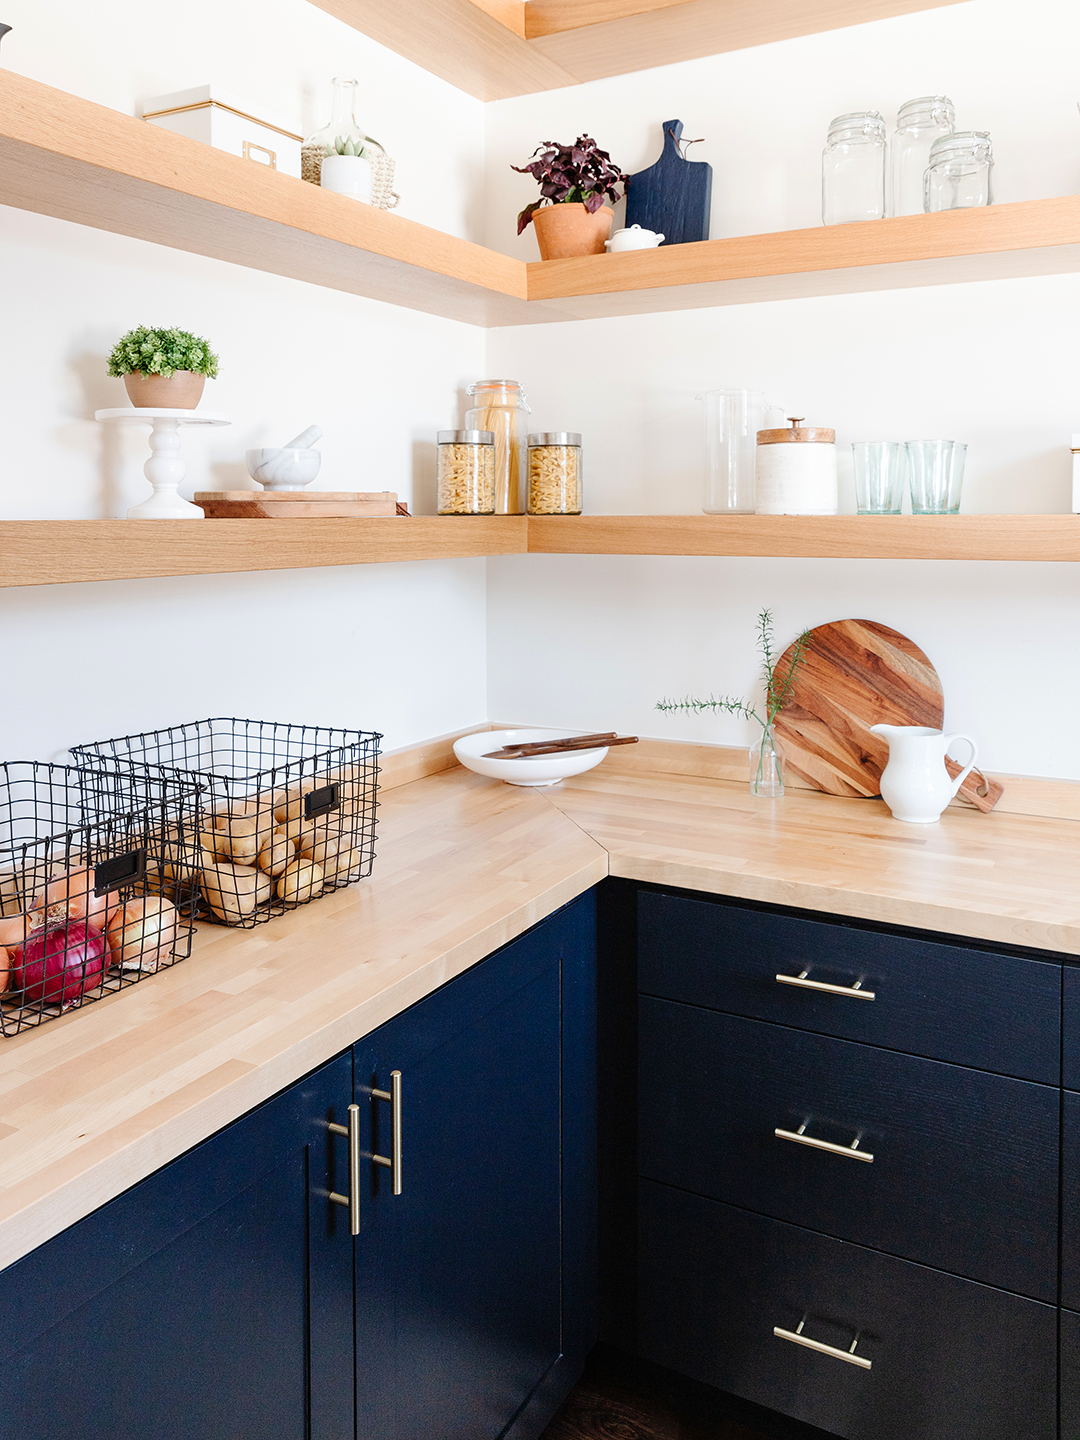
(772, 618), (1002, 812)
(624, 118), (713, 245)
(195, 491), (398, 519)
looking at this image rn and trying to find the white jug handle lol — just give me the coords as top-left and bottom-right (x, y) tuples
(945, 734), (978, 797)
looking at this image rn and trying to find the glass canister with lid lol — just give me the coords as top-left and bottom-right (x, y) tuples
(890, 95), (954, 216)
(822, 112), (886, 225)
(527, 433), (582, 514)
(437, 430), (495, 514)
(924, 131), (993, 212)
(464, 380), (531, 514)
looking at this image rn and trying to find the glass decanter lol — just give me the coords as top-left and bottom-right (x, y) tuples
(302, 77), (387, 189)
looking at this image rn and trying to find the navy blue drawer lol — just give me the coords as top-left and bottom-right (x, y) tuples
(639, 998), (1058, 1300)
(638, 891), (1061, 1082)
(1063, 1309), (1080, 1440)
(638, 1180), (1056, 1440)
(1063, 966), (1080, 1089)
(1062, 1089), (1080, 1312)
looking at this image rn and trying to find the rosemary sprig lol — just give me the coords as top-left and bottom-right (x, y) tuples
(655, 609), (811, 731)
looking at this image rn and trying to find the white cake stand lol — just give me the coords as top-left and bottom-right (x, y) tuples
(95, 408), (231, 519)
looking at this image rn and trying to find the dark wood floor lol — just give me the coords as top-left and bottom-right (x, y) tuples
(538, 1347), (838, 1440)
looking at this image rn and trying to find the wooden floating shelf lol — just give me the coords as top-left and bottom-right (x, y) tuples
(3, 73), (1079, 328)
(2, 515), (1078, 588)
(311, 0), (969, 99)
(0, 517), (528, 588)
(526, 514), (1080, 562)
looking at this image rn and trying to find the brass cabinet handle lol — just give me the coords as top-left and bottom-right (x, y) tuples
(328, 1103), (361, 1236)
(774, 1122), (874, 1163)
(776, 969), (875, 1000)
(774, 1317), (872, 1369)
(371, 1070), (403, 1195)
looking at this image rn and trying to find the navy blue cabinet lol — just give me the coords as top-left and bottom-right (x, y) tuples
(351, 891), (597, 1440)
(0, 893), (597, 1440)
(0, 1051), (354, 1440)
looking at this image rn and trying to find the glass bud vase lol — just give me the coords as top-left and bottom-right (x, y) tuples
(750, 724), (785, 798)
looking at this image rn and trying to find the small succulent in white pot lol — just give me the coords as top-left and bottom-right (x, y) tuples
(320, 134), (372, 202)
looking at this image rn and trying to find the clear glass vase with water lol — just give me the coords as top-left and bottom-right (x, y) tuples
(698, 390), (782, 513)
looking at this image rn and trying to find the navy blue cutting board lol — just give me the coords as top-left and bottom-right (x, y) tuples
(625, 119), (712, 245)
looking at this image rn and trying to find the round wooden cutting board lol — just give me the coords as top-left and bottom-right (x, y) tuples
(772, 619), (999, 809)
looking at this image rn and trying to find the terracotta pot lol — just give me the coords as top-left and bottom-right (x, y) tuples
(123, 371), (205, 409)
(531, 203), (614, 260)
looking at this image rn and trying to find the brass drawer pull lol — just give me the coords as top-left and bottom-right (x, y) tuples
(776, 969), (875, 1000)
(775, 1121), (874, 1163)
(371, 1070), (403, 1195)
(328, 1103), (361, 1235)
(774, 1316), (872, 1369)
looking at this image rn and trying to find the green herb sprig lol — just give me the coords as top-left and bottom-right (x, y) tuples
(656, 609), (811, 731)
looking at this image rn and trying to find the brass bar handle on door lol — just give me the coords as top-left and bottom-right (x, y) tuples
(774, 1319), (872, 1369)
(775, 970), (875, 1000)
(328, 1103), (361, 1236)
(371, 1070), (402, 1195)
(774, 1124), (874, 1163)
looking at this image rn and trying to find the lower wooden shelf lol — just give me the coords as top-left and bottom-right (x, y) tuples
(526, 513), (1080, 562)
(0, 517), (528, 588)
(1, 514), (1076, 588)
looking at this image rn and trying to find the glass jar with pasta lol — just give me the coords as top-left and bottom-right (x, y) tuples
(464, 380), (530, 514)
(437, 430), (495, 514)
(527, 433), (582, 515)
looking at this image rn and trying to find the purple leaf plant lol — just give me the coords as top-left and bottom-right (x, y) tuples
(511, 134), (629, 236)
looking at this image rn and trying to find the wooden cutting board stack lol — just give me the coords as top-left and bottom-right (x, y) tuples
(772, 618), (1002, 812)
(195, 491), (398, 518)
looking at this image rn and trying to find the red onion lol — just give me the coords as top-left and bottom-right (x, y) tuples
(10, 921), (107, 1009)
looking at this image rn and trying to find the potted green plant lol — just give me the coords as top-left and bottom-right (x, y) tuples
(656, 610), (810, 798)
(107, 325), (220, 409)
(512, 135), (628, 260)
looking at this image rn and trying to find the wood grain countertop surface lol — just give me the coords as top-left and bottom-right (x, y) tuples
(1, 757), (1078, 1270)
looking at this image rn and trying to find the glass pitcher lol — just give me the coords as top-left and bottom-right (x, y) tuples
(465, 381), (531, 514)
(697, 390), (783, 513)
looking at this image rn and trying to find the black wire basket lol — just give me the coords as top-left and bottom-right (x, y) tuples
(0, 762), (199, 1038)
(72, 719), (382, 929)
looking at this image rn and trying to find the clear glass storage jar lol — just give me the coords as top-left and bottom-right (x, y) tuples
(697, 389), (771, 513)
(890, 95), (954, 217)
(822, 112), (886, 226)
(924, 131), (993, 212)
(437, 430), (495, 514)
(527, 433), (582, 514)
(465, 380), (531, 515)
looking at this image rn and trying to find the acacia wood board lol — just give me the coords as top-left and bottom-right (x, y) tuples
(772, 618), (1001, 812)
(195, 490), (398, 518)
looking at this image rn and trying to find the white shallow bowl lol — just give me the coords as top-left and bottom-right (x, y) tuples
(453, 729), (610, 787)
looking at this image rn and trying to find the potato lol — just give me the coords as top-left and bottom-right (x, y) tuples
(257, 828), (296, 877)
(321, 847), (360, 883)
(273, 780), (318, 826)
(276, 858), (324, 906)
(201, 862), (272, 924)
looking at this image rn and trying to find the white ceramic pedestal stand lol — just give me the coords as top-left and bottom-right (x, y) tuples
(95, 408), (231, 519)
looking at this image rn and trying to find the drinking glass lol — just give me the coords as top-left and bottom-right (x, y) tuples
(906, 440), (967, 513)
(697, 389), (768, 513)
(852, 441), (906, 514)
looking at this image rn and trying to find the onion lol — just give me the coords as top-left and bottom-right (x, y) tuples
(10, 921), (107, 1008)
(0, 912), (28, 949)
(106, 896), (179, 972)
(0, 947), (9, 995)
(29, 867), (119, 933)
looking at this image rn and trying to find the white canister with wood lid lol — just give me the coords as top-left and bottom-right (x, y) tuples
(755, 418), (838, 515)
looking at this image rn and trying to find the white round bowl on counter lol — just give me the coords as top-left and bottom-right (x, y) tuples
(453, 729), (610, 787)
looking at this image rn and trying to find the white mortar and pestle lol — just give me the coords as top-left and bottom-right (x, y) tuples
(246, 425), (323, 491)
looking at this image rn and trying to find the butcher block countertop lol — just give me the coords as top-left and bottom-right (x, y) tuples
(1, 758), (1079, 1271)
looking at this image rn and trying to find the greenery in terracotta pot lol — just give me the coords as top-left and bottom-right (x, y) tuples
(512, 135), (628, 235)
(107, 325), (220, 379)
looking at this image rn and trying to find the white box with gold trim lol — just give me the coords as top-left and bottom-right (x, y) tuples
(141, 85), (302, 179)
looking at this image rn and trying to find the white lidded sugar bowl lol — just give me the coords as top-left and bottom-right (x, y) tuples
(605, 225), (665, 252)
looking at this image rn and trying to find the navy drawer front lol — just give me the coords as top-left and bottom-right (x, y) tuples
(638, 891), (1061, 1083)
(1063, 1090), (1080, 1312)
(1064, 966), (1080, 1090)
(639, 998), (1058, 1301)
(1063, 1309), (1080, 1440)
(638, 1181), (1056, 1440)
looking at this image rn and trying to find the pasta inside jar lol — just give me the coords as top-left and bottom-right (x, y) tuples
(527, 435), (582, 515)
(437, 432), (496, 514)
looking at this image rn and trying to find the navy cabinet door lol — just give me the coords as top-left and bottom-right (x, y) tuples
(351, 894), (596, 1440)
(639, 1180), (1056, 1440)
(639, 997), (1059, 1300)
(0, 1052), (354, 1440)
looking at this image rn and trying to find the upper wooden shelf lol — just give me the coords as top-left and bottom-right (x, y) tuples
(0, 517), (528, 588)
(4, 73), (1079, 327)
(3, 514), (1078, 588)
(527, 197), (1080, 317)
(527, 514), (1080, 561)
(311, 0), (968, 99)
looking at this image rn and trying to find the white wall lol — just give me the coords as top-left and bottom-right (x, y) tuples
(484, 0), (1080, 780)
(0, 1), (492, 762)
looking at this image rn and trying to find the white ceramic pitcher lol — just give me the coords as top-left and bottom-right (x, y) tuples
(869, 724), (978, 824)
